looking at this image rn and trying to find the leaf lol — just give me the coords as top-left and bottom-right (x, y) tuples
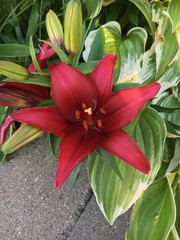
(76, 61), (98, 74)
(130, 0), (156, 34)
(88, 108), (166, 224)
(168, 0), (180, 32)
(126, 177), (176, 240)
(25, 0), (40, 42)
(49, 133), (61, 159)
(117, 27), (147, 83)
(4, 76), (51, 87)
(175, 184), (180, 236)
(29, 36), (41, 73)
(167, 226), (180, 240)
(40, 40), (68, 64)
(68, 163), (82, 189)
(0, 149), (6, 163)
(85, 0), (103, 18)
(0, 44), (31, 57)
(152, 2), (179, 76)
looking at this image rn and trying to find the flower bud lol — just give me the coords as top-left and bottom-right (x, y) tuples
(0, 61), (30, 80)
(64, 0), (82, 56)
(1, 123), (44, 154)
(46, 10), (64, 47)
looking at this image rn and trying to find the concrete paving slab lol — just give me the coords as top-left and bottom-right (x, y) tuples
(0, 137), (92, 240)
(67, 196), (131, 240)
(0, 136), (130, 240)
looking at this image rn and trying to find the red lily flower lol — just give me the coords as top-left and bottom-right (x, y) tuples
(0, 82), (51, 107)
(28, 40), (56, 72)
(0, 55), (160, 189)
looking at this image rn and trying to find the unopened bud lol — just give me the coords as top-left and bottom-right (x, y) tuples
(1, 123), (44, 154)
(64, 0), (82, 56)
(46, 10), (64, 47)
(0, 61), (30, 80)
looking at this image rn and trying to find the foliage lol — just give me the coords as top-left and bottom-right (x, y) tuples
(0, 0), (179, 239)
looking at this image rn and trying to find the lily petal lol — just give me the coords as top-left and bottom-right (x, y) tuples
(50, 63), (98, 122)
(102, 83), (160, 131)
(89, 54), (117, 99)
(0, 107), (67, 144)
(54, 127), (98, 189)
(99, 130), (150, 173)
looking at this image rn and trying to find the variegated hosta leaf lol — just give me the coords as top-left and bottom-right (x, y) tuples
(117, 27), (147, 83)
(83, 21), (154, 83)
(88, 108), (166, 224)
(85, 0), (103, 18)
(167, 0), (180, 32)
(130, 0), (156, 34)
(83, 21), (122, 80)
(126, 177), (176, 240)
(102, 0), (116, 7)
(152, 2), (179, 76)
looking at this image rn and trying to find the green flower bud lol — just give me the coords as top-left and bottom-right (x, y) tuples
(64, 0), (82, 56)
(1, 123), (44, 154)
(0, 61), (30, 80)
(46, 10), (64, 47)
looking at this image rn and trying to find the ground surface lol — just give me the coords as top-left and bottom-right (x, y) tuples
(0, 137), (130, 240)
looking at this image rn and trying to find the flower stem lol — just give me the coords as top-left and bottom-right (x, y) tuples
(68, 55), (74, 65)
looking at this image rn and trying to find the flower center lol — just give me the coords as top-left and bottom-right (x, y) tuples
(75, 103), (107, 130)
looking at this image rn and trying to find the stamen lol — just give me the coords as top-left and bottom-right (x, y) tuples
(82, 103), (87, 109)
(97, 119), (102, 128)
(83, 120), (89, 130)
(100, 107), (106, 115)
(75, 110), (81, 119)
(84, 107), (92, 115)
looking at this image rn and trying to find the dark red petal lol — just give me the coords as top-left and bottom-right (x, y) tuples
(50, 63), (98, 122)
(102, 83), (160, 131)
(99, 130), (150, 173)
(89, 54), (117, 99)
(0, 107), (67, 144)
(54, 128), (98, 189)
(0, 82), (50, 102)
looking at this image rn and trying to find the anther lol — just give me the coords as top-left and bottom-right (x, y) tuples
(75, 110), (81, 119)
(83, 120), (89, 130)
(84, 107), (92, 115)
(82, 103), (87, 109)
(100, 107), (106, 115)
(97, 119), (102, 128)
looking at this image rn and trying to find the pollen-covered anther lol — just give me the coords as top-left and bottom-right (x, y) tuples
(100, 107), (106, 114)
(84, 107), (92, 115)
(83, 120), (89, 130)
(97, 119), (102, 128)
(75, 110), (81, 119)
(82, 103), (87, 109)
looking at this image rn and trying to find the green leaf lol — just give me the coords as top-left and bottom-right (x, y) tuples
(130, 0), (156, 34)
(25, 0), (40, 42)
(40, 40), (68, 64)
(0, 149), (6, 163)
(175, 184), (180, 236)
(68, 163), (82, 189)
(85, 0), (103, 18)
(152, 2), (179, 76)
(76, 61), (98, 74)
(88, 108), (166, 224)
(4, 76), (51, 87)
(49, 133), (61, 159)
(29, 36), (41, 73)
(0, 44), (31, 57)
(168, 0), (180, 32)
(126, 177), (176, 240)
(167, 226), (180, 240)
(117, 27), (147, 83)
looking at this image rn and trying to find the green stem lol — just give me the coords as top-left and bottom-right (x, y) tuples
(68, 55), (74, 65)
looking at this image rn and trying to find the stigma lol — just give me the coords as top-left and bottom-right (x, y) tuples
(84, 107), (92, 115)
